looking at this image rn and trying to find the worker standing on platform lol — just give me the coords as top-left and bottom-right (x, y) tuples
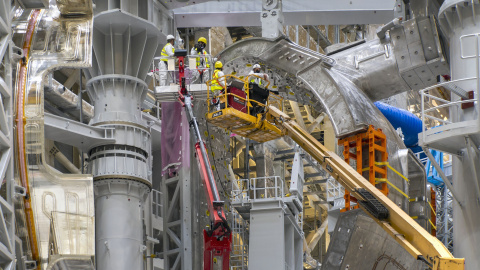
(159, 35), (175, 86)
(211, 61), (226, 110)
(249, 64), (269, 86)
(248, 64), (272, 115)
(190, 37), (210, 83)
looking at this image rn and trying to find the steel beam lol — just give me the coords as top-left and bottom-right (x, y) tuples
(304, 178), (329, 185)
(285, 173), (325, 181)
(422, 147), (463, 207)
(44, 113), (115, 152)
(307, 113), (325, 134)
(289, 101), (307, 130)
(173, 0), (396, 27)
(0, 1), (15, 269)
(162, 168), (192, 269)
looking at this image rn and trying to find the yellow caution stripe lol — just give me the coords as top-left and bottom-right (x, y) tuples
(375, 178), (409, 199)
(375, 161), (410, 183)
(428, 201), (436, 216)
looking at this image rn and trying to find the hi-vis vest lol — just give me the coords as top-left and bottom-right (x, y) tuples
(250, 74), (263, 86)
(195, 50), (210, 68)
(161, 44), (174, 61)
(211, 70), (224, 92)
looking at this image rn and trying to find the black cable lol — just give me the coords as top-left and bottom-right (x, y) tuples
(204, 117), (228, 196)
(204, 117), (233, 236)
(218, 209), (232, 235)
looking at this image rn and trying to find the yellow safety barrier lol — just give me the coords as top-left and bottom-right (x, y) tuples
(429, 219), (437, 230)
(205, 74), (283, 143)
(375, 161), (410, 183)
(411, 216), (437, 231)
(375, 178), (410, 199)
(428, 201), (436, 216)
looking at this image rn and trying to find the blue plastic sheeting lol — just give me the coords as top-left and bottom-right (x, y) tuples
(374, 102), (423, 147)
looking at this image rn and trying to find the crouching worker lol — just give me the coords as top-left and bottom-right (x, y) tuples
(210, 61), (226, 111)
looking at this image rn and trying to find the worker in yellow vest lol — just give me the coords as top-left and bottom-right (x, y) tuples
(190, 37), (210, 83)
(210, 61), (226, 111)
(248, 64), (269, 85)
(159, 35), (175, 86)
(248, 64), (277, 115)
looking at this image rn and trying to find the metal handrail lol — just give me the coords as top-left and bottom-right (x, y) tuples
(422, 93), (452, 104)
(206, 74), (250, 114)
(231, 176), (284, 202)
(245, 74), (272, 89)
(419, 34), (480, 146)
(206, 74), (282, 116)
(154, 54), (214, 85)
(423, 114), (452, 124)
(419, 76), (476, 93)
(250, 176), (283, 200)
(423, 99), (474, 113)
(420, 76), (479, 142)
(231, 178), (250, 201)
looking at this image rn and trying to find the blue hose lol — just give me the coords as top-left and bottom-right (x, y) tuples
(374, 101), (423, 148)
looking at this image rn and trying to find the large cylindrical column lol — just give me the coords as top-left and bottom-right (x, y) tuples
(438, 1), (480, 268)
(84, 8), (163, 270)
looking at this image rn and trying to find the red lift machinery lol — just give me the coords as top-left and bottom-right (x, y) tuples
(175, 50), (232, 270)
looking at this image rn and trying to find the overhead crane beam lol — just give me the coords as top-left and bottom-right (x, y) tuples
(173, 0), (397, 27)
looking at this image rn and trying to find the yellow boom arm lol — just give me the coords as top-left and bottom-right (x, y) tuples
(268, 106), (464, 270)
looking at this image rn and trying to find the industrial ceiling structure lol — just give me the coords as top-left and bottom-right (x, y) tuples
(0, 0), (478, 270)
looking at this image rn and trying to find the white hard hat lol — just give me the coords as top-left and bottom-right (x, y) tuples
(253, 64), (261, 69)
(166, 35), (175, 41)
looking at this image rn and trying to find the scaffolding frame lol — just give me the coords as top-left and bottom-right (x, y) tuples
(338, 125), (388, 212)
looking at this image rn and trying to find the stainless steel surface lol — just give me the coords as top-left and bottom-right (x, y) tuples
(390, 16), (449, 91)
(409, 0), (442, 19)
(46, 255), (94, 270)
(330, 15), (448, 100)
(261, 0), (284, 38)
(44, 79), (94, 122)
(403, 149), (430, 231)
(331, 38), (411, 101)
(323, 209), (426, 269)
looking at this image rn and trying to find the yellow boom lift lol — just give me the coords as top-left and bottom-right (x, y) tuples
(205, 75), (465, 270)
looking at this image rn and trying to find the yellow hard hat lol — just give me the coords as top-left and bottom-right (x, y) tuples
(215, 61), (223, 69)
(198, 37), (207, 44)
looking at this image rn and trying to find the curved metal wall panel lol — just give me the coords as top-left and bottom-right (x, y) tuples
(216, 37), (410, 209)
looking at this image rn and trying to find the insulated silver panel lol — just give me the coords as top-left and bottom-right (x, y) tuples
(323, 210), (426, 270)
